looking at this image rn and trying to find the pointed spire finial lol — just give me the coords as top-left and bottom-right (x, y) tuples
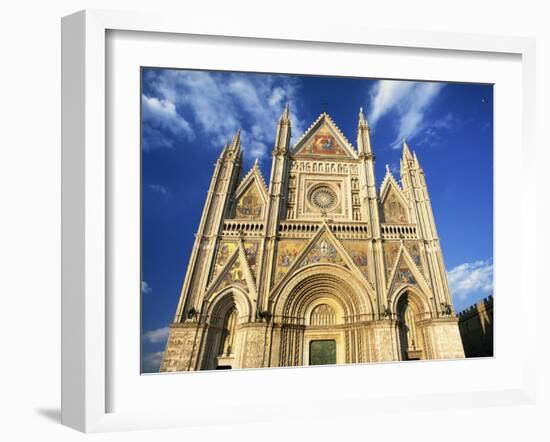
(402, 138), (412, 159)
(282, 103), (290, 120)
(230, 128), (241, 151)
(358, 107), (368, 128)
(254, 157), (259, 167)
(385, 164), (391, 174)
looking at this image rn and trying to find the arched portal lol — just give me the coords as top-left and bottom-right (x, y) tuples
(395, 290), (425, 360)
(273, 265), (373, 366)
(201, 287), (251, 370)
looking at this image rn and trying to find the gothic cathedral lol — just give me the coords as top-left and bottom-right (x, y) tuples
(160, 106), (465, 371)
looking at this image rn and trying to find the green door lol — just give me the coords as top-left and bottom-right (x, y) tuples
(309, 340), (336, 365)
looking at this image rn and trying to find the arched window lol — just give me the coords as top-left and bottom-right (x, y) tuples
(310, 303), (336, 326)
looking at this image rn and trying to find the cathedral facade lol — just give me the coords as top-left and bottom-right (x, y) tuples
(160, 106), (465, 372)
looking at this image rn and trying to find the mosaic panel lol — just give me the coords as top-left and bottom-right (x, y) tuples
(405, 241), (423, 272)
(275, 240), (307, 283)
(299, 234), (345, 267)
(395, 266), (416, 285)
(214, 241), (237, 275)
(243, 241), (259, 276)
(235, 184), (264, 219)
(383, 187), (408, 223)
(299, 125), (347, 156)
(383, 241), (400, 277)
(219, 259), (247, 289)
(342, 240), (369, 279)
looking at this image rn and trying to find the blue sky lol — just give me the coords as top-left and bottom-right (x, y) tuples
(141, 68), (493, 372)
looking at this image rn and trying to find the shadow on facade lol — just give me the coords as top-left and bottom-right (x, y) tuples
(457, 295), (493, 358)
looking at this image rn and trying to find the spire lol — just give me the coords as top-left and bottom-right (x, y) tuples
(274, 104), (291, 152)
(358, 107), (368, 129)
(357, 107), (372, 156)
(229, 128), (241, 152)
(281, 103), (290, 122)
(402, 139), (412, 160)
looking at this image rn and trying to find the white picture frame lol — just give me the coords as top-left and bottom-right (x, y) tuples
(61, 9), (537, 433)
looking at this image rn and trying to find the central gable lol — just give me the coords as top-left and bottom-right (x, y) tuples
(292, 113), (357, 159)
(298, 232), (347, 268)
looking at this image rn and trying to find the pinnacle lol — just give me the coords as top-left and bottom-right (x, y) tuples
(230, 128), (241, 150)
(402, 139), (412, 159)
(281, 103), (290, 120)
(358, 107), (368, 128)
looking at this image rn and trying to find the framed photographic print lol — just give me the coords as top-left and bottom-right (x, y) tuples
(61, 9), (537, 433)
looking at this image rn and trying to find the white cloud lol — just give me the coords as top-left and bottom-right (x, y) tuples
(149, 184), (168, 194)
(367, 80), (445, 148)
(141, 281), (152, 295)
(142, 69), (306, 160)
(448, 259), (493, 301)
(141, 94), (194, 151)
(142, 351), (164, 373)
(143, 326), (170, 344)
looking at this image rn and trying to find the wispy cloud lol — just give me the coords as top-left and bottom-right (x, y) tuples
(143, 326), (170, 344)
(415, 113), (458, 148)
(149, 184), (168, 194)
(448, 259), (493, 305)
(142, 69), (307, 160)
(141, 281), (152, 295)
(142, 351), (164, 373)
(367, 80), (445, 148)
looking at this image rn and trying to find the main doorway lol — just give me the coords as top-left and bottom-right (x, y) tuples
(309, 339), (337, 365)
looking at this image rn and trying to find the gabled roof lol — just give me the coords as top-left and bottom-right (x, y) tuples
(380, 165), (408, 208)
(234, 159), (268, 200)
(386, 242), (431, 295)
(205, 241), (258, 297)
(291, 113), (358, 159)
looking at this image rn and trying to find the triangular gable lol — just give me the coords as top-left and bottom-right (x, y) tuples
(292, 113), (357, 159)
(207, 243), (257, 296)
(380, 170), (409, 224)
(386, 243), (431, 295)
(272, 223), (364, 292)
(298, 232), (346, 268)
(231, 165), (268, 220)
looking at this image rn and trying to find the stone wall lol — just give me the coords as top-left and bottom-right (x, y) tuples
(458, 296), (493, 358)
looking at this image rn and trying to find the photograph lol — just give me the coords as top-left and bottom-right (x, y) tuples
(140, 68), (494, 373)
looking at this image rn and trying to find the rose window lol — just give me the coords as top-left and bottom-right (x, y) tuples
(310, 186), (337, 211)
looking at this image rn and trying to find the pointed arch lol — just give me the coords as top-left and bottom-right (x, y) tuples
(201, 286), (252, 370)
(204, 285), (253, 324)
(391, 286), (430, 360)
(389, 284), (432, 315)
